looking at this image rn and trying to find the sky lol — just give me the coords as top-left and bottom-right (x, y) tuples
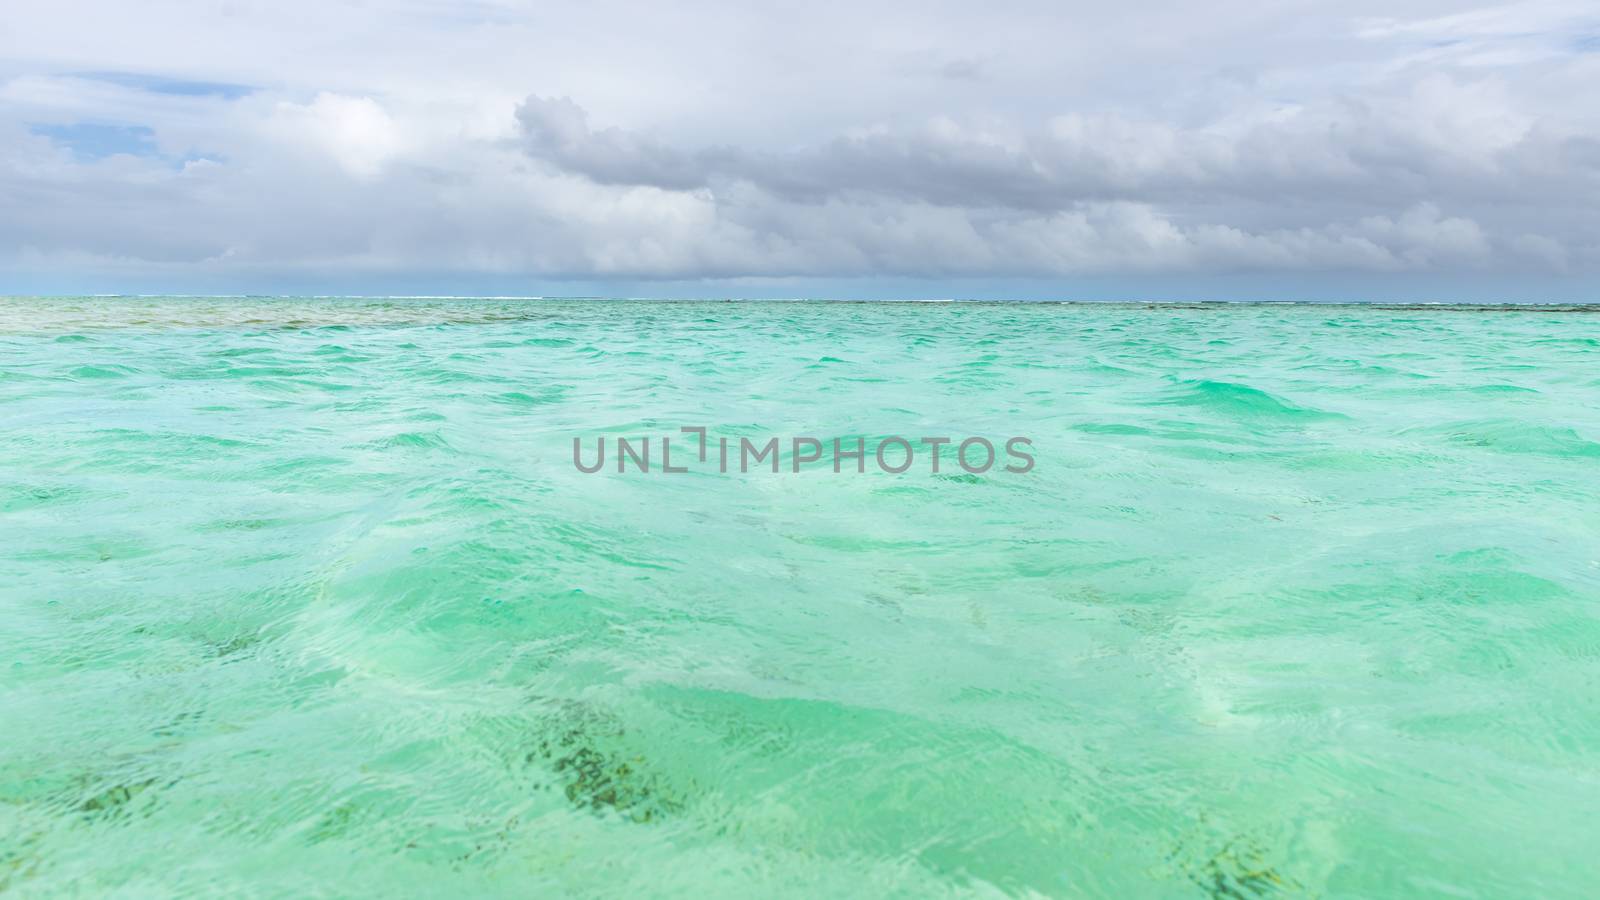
(3, 0), (1599, 300)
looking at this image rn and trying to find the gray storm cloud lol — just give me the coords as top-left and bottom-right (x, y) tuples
(3, 0), (1599, 292)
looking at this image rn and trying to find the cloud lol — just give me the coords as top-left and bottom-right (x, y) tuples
(516, 96), (708, 191)
(257, 93), (406, 179)
(2, 0), (1599, 293)
(513, 72), (1586, 213)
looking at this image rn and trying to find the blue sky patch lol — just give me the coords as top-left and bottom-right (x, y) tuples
(73, 71), (254, 99)
(31, 122), (159, 159)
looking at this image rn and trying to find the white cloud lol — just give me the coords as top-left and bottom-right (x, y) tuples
(265, 93), (406, 179)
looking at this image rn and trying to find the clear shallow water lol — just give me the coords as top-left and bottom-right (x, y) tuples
(2, 296), (1598, 897)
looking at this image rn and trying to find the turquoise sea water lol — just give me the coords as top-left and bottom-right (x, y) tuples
(2, 296), (1599, 897)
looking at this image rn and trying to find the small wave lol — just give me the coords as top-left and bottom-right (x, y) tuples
(69, 364), (137, 380)
(1156, 379), (1343, 420)
(365, 431), (452, 450)
(1418, 421), (1600, 458)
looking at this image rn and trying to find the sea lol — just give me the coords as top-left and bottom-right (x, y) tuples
(2, 296), (1598, 896)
